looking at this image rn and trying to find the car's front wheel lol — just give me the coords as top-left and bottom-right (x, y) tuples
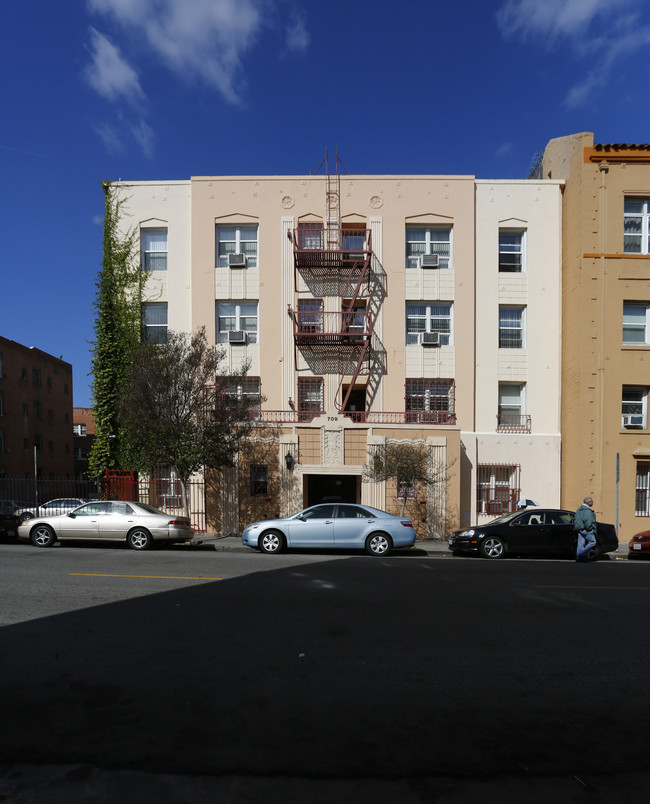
(259, 530), (285, 554)
(365, 532), (392, 556)
(480, 535), (505, 559)
(127, 528), (153, 550)
(31, 524), (56, 548)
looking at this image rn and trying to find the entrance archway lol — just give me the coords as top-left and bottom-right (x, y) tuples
(305, 474), (359, 507)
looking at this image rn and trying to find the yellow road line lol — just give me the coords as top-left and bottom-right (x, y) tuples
(69, 573), (222, 581)
(535, 585), (650, 590)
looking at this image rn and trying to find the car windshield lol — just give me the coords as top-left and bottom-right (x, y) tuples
(485, 511), (526, 526)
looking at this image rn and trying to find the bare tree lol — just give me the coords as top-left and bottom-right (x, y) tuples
(118, 327), (259, 516)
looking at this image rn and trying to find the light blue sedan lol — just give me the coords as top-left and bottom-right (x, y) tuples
(242, 503), (416, 556)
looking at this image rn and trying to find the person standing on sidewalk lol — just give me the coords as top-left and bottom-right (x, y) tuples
(575, 496), (597, 562)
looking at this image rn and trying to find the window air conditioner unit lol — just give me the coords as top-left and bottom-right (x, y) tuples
(420, 332), (440, 346)
(622, 414), (644, 428)
(419, 254), (439, 268)
(228, 253), (247, 268)
(228, 330), (248, 344)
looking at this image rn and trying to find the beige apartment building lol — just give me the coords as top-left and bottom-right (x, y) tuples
(544, 133), (650, 539)
(116, 170), (562, 537)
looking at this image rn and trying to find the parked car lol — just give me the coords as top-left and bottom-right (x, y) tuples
(242, 503), (416, 556)
(628, 530), (650, 558)
(18, 500), (194, 550)
(0, 511), (20, 542)
(0, 499), (31, 516)
(447, 508), (618, 560)
(16, 498), (93, 520)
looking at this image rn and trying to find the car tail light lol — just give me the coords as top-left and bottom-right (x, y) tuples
(401, 520), (413, 527)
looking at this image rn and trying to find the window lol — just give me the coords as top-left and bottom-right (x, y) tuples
(497, 383), (530, 432)
(221, 377), (261, 419)
(217, 302), (259, 343)
(33, 401), (42, 420)
(405, 379), (455, 424)
(32, 368), (41, 387)
(250, 464), (268, 496)
(623, 302), (650, 344)
(499, 230), (525, 272)
(636, 461), (650, 515)
(217, 224), (258, 267)
(499, 306), (525, 348)
(73, 423), (87, 437)
(297, 222), (324, 250)
(622, 386), (648, 429)
(406, 226), (452, 269)
(297, 298), (323, 333)
(624, 198), (650, 254)
(406, 303), (452, 345)
(34, 435), (42, 452)
(297, 377), (324, 421)
(477, 464), (521, 515)
(141, 228), (168, 271)
(142, 302), (168, 344)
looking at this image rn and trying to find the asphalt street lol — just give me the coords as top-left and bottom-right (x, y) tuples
(1, 542), (650, 802)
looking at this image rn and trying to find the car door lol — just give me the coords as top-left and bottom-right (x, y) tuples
(333, 504), (376, 547)
(543, 510), (577, 556)
(507, 511), (549, 554)
(58, 502), (109, 539)
(285, 505), (335, 547)
(98, 501), (138, 540)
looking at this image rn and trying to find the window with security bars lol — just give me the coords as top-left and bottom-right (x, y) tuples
(477, 464), (521, 515)
(406, 226), (451, 269)
(622, 386), (648, 429)
(624, 198), (650, 254)
(405, 379), (454, 423)
(499, 306), (525, 348)
(250, 464), (268, 497)
(141, 228), (167, 271)
(636, 462), (650, 516)
(297, 299), (323, 333)
(221, 377), (261, 419)
(297, 377), (323, 421)
(499, 230), (525, 272)
(216, 224), (259, 267)
(297, 222), (324, 250)
(406, 303), (452, 345)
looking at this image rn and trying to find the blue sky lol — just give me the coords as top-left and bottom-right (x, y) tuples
(2, 0), (650, 407)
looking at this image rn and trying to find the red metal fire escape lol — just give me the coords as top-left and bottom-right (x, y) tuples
(288, 149), (374, 416)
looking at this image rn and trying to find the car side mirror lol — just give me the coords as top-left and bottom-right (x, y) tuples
(67, 513), (76, 519)
(297, 514), (306, 521)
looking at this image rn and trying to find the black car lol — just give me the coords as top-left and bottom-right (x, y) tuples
(447, 508), (618, 560)
(0, 511), (20, 542)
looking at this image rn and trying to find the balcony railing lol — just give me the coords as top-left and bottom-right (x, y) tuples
(496, 414), (531, 433)
(292, 228), (372, 270)
(342, 411), (457, 425)
(289, 310), (372, 347)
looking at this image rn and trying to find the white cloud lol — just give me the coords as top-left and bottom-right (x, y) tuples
(497, 0), (650, 107)
(286, 12), (310, 53)
(87, 0), (264, 104)
(91, 121), (125, 154)
(84, 28), (145, 105)
(132, 119), (154, 159)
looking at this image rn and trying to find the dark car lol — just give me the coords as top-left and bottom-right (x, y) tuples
(628, 530), (650, 558)
(448, 508), (618, 560)
(0, 511), (20, 542)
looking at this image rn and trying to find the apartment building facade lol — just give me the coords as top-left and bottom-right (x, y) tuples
(543, 132), (650, 539)
(116, 171), (562, 537)
(0, 336), (74, 478)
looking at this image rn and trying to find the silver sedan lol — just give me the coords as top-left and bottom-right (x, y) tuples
(18, 500), (194, 550)
(242, 503), (417, 556)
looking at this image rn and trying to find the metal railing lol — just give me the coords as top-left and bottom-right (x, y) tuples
(496, 414), (531, 433)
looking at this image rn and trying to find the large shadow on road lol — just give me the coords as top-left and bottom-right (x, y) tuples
(1, 556), (649, 780)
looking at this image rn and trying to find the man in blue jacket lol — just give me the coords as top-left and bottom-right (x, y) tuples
(575, 496), (597, 562)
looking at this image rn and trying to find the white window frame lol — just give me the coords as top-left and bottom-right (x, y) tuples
(623, 302), (650, 344)
(498, 229), (526, 273)
(499, 306), (526, 349)
(624, 197), (650, 255)
(406, 303), (453, 345)
(142, 302), (168, 344)
(73, 423), (87, 437)
(498, 382), (524, 417)
(405, 226), (452, 270)
(141, 228), (168, 271)
(636, 461), (650, 516)
(216, 224), (259, 268)
(217, 301), (259, 343)
(622, 385), (648, 429)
